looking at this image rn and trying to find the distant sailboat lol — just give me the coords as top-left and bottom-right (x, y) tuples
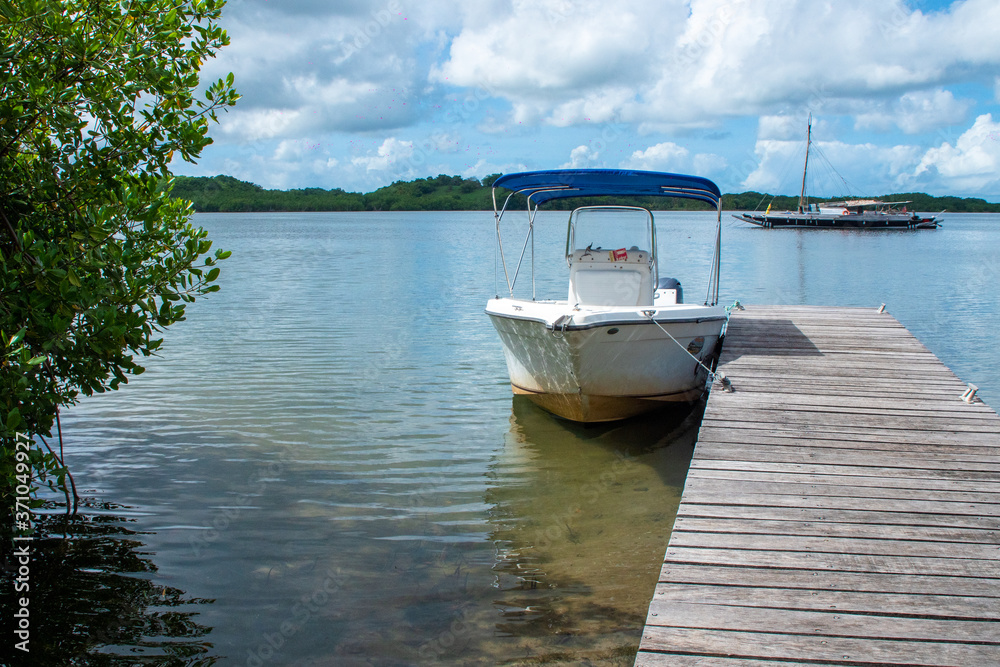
(735, 116), (940, 230)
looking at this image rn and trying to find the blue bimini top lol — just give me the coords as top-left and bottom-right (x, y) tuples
(492, 169), (722, 209)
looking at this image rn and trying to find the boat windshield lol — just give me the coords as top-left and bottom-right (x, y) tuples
(565, 206), (654, 261)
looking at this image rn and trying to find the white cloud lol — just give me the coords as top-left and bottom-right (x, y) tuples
(432, 0), (658, 93)
(273, 139), (310, 161)
(219, 108), (303, 141)
(693, 152), (727, 176)
(855, 88), (972, 134)
(476, 116), (512, 135)
(426, 133), (464, 154)
(742, 139), (804, 193)
(351, 137), (415, 172)
(742, 134), (925, 196)
(852, 110), (895, 133)
(431, 0), (675, 127)
(432, 0), (1000, 130)
(897, 89), (971, 133)
(202, 0), (425, 139)
(621, 142), (690, 171)
(461, 158), (527, 181)
(285, 75), (373, 108)
(757, 115), (811, 142)
(347, 134), (466, 187)
(546, 88), (637, 127)
(562, 145), (601, 169)
(916, 114), (1000, 192)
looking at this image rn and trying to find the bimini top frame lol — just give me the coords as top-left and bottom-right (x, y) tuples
(491, 169), (723, 305)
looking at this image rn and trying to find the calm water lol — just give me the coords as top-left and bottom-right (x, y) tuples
(18, 211), (1000, 665)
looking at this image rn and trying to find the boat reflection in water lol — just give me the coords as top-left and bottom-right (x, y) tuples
(480, 396), (703, 663)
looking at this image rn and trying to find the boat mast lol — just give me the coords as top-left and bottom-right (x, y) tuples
(798, 113), (812, 213)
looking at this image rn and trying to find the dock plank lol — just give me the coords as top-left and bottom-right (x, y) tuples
(663, 546), (1000, 577)
(635, 305), (1000, 666)
(644, 600), (1000, 642)
(672, 516), (1000, 543)
(675, 504), (1000, 530)
(658, 563), (1000, 597)
(640, 626), (1000, 665)
(652, 582), (1000, 618)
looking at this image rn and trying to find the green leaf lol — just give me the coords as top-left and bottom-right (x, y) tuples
(6, 409), (22, 432)
(7, 327), (27, 347)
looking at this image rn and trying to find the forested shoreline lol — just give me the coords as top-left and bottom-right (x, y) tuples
(172, 174), (1000, 213)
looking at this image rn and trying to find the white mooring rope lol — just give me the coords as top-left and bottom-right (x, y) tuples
(642, 300), (743, 392)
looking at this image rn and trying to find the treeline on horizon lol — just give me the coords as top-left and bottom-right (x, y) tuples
(170, 174), (1000, 213)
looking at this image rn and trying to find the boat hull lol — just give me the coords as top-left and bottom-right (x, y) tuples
(737, 212), (938, 229)
(487, 300), (726, 422)
(509, 384), (705, 423)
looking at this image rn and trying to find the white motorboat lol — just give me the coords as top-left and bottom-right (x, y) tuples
(486, 169), (729, 423)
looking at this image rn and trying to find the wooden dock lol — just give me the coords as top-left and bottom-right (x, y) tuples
(636, 305), (1000, 666)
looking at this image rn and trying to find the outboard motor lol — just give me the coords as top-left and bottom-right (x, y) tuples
(654, 277), (682, 304)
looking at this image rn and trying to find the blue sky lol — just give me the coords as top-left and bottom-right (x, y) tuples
(178, 0), (1000, 200)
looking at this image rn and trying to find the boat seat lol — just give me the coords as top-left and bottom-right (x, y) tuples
(568, 247), (653, 307)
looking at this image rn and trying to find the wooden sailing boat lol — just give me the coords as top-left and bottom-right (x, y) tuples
(736, 116), (940, 229)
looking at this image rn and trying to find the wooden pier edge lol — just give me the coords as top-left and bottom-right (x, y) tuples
(635, 304), (1000, 666)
